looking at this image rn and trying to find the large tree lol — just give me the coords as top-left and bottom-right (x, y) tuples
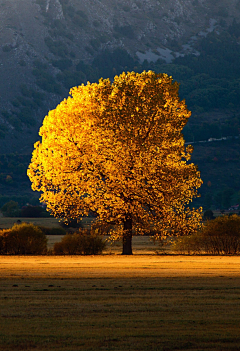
(28, 71), (202, 254)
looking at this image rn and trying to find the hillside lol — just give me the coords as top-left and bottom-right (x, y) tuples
(1, 0), (240, 209)
(1, 0), (240, 152)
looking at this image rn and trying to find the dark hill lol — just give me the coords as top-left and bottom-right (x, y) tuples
(1, 0), (240, 209)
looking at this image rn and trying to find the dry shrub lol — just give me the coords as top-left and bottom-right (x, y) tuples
(0, 222), (47, 255)
(201, 215), (240, 254)
(53, 229), (106, 255)
(172, 215), (240, 255)
(38, 226), (66, 236)
(171, 233), (203, 254)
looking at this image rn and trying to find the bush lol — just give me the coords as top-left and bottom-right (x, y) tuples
(2, 45), (12, 52)
(44, 37), (68, 57)
(113, 25), (135, 39)
(172, 215), (240, 254)
(39, 226), (66, 236)
(53, 229), (106, 255)
(203, 209), (215, 220)
(0, 223), (47, 255)
(171, 233), (203, 254)
(59, 218), (84, 229)
(52, 58), (72, 71)
(1, 201), (20, 217)
(21, 205), (45, 217)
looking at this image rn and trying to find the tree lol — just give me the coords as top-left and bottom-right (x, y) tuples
(1, 200), (19, 217)
(28, 71), (202, 254)
(203, 209), (214, 220)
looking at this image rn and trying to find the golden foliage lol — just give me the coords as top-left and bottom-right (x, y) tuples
(28, 71), (202, 240)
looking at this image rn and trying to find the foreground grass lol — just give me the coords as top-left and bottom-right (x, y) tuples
(0, 256), (240, 350)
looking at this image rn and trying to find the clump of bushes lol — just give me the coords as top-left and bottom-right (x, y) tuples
(203, 209), (215, 220)
(1, 202), (51, 218)
(39, 226), (66, 236)
(1, 200), (20, 217)
(53, 229), (106, 255)
(59, 218), (84, 229)
(21, 205), (50, 218)
(171, 233), (203, 254)
(172, 215), (240, 255)
(0, 223), (47, 255)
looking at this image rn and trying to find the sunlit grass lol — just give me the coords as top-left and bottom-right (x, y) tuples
(0, 255), (240, 278)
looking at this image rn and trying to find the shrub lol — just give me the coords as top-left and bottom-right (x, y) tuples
(52, 58), (72, 71)
(113, 25), (135, 39)
(172, 215), (240, 254)
(72, 10), (88, 28)
(18, 205), (51, 218)
(171, 233), (203, 254)
(2, 44), (12, 52)
(1, 201), (20, 217)
(201, 215), (240, 254)
(0, 223), (47, 255)
(203, 209), (215, 220)
(59, 218), (84, 229)
(20, 205), (45, 218)
(53, 229), (106, 255)
(39, 226), (66, 236)
(44, 37), (68, 57)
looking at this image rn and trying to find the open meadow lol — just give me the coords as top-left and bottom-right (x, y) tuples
(0, 254), (240, 351)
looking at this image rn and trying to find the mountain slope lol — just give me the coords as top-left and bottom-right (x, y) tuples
(1, 0), (240, 153)
(1, 0), (240, 211)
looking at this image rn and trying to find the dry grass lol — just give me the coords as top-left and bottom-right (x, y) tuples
(0, 255), (240, 350)
(0, 217), (93, 230)
(0, 217), (61, 229)
(47, 234), (159, 253)
(0, 255), (240, 279)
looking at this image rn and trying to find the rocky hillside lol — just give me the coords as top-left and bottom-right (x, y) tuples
(1, 0), (240, 153)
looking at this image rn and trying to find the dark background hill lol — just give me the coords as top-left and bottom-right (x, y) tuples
(1, 0), (240, 211)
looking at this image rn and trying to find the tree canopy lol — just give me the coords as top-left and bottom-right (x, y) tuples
(28, 71), (202, 254)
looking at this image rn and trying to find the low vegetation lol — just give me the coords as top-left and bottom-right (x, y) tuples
(172, 214), (240, 254)
(38, 225), (66, 236)
(53, 229), (106, 255)
(0, 222), (106, 255)
(0, 222), (47, 255)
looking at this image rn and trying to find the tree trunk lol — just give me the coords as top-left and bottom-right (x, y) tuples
(122, 217), (133, 255)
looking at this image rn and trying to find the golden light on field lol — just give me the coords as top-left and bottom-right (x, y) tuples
(1, 255), (240, 279)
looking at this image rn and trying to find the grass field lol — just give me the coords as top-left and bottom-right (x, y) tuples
(0, 217), (62, 229)
(0, 255), (240, 351)
(0, 217), (94, 230)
